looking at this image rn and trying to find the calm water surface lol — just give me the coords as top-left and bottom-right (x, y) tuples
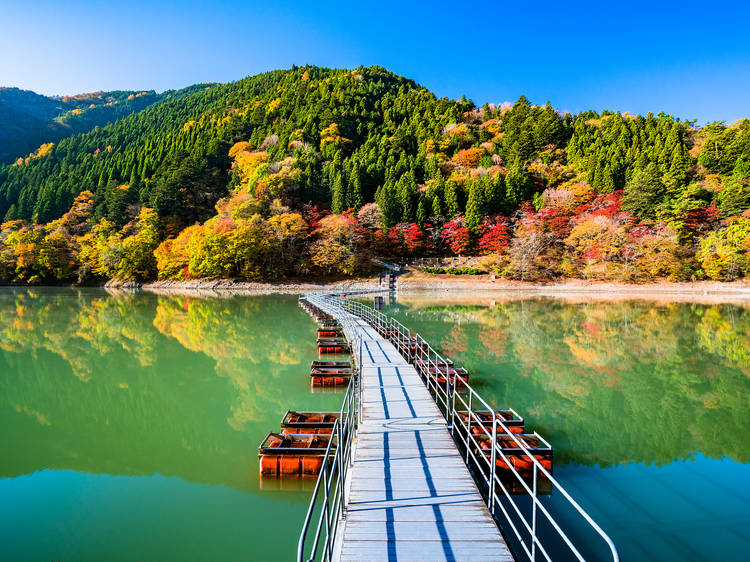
(0, 289), (337, 561)
(2, 289), (749, 561)
(384, 295), (750, 561)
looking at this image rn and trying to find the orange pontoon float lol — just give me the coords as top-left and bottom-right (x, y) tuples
(311, 373), (351, 387)
(418, 364), (467, 376)
(473, 432), (553, 474)
(310, 360), (352, 375)
(280, 411), (339, 434)
(392, 337), (428, 354)
(317, 337), (349, 354)
(414, 358), (454, 370)
(454, 409), (525, 435)
(378, 327), (401, 338)
(258, 432), (335, 477)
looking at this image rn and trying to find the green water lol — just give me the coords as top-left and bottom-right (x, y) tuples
(384, 295), (750, 561)
(2, 290), (749, 561)
(0, 289), (340, 561)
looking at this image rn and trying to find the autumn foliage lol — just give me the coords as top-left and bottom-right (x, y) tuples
(0, 67), (749, 283)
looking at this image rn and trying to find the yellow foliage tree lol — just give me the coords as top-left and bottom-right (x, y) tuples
(155, 223), (205, 280)
(266, 98), (281, 115)
(319, 123), (350, 151)
(228, 141), (252, 158)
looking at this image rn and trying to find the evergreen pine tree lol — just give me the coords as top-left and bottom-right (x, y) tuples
(717, 177), (750, 217)
(347, 164), (363, 211)
(444, 180), (461, 218)
(621, 163), (666, 220)
(416, 196), (428, 225)
(430, 194), (443, 219)
(331, 172), (346, 214)
(465, 182), (485, 231)
(128, 166), (140, 190)
(505, 161), (530, 210)
(397, 171), (417, 222)
(666, 144), (691, 192)
(3, 203), (17, 221)
(376, 176), (399, 228)
(484, 172), (505, 213)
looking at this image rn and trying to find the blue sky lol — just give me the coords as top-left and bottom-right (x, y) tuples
(1, 0), (748, 123)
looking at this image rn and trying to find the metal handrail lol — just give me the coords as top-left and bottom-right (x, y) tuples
(307, 292), (619, 562)
(296, 294), (371, 562)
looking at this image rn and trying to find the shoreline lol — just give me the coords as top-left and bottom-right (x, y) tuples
(4, 276), (750, 302)
(95, 275), (750, 302)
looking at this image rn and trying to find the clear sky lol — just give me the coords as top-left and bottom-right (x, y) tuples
(1, 0), (748, 123)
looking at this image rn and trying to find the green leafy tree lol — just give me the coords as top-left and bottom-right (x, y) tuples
(331, 172), (346, 214)
(347, 164), (363, 211)
(117, 207), (161, 280)
(444, 180), (461, 218)
(716, 178), (750, 217)
(697, 218), (750, 280)
(416, 196), (428, 225)
(397, 171), (417, 222)
(622, 163), (666, 220)
(465, 181), (485, 231)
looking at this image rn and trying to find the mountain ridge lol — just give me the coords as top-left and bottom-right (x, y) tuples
(0, 65), (748, 284)
(0, 83), (216, 166)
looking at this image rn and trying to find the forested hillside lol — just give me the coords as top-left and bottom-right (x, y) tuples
(0, 86), (209, 165)
(0, 65), (748, 284)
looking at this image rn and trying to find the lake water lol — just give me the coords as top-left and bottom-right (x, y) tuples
(1, 289), (748, 561)
(0, 289), (339, 561)
(383, 294), (750, 561)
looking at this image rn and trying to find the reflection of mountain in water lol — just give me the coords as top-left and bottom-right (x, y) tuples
(0, 290), (323, 493)
(3, 290), (748, 489)
(389, 298), (750, 467)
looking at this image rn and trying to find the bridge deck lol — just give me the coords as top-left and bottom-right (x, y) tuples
(328, 315), (512, 561)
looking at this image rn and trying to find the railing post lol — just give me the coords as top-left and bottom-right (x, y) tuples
(358, 334), (363, 423)
(532, 461), (538, 561)
(466, 391), (472, 464)
(322, 470), (331, 560)
(444, 370), (450, 415)
(489, 415), (497, 515)
(337, 419), (345, 521)
(450, 374), (457, 437)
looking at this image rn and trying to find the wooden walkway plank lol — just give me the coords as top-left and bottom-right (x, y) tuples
(310, 302), (513, 562)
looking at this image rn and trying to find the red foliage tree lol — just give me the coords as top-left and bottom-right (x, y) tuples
(401, 223), (424, 255)
(387, 227), (405, 256)
(420, 222), (441, 255)
(301, 204), (329, 230)
(581, 191), (624, 218)
(372, 229), (391, 256)
(442, 217), (471, 255)
(477, 216), (510, 254)
(683, 204), (720, 236)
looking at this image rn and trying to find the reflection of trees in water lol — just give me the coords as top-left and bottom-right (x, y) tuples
(392, 299), (750, 467)
(152, 295), (313, 430)
(0, 290), (318, 491)
(0, 290), (159, 381)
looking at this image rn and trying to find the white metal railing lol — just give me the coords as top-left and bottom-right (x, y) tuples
(300, 291), (619, 562)
(296, 293), (376, 562)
